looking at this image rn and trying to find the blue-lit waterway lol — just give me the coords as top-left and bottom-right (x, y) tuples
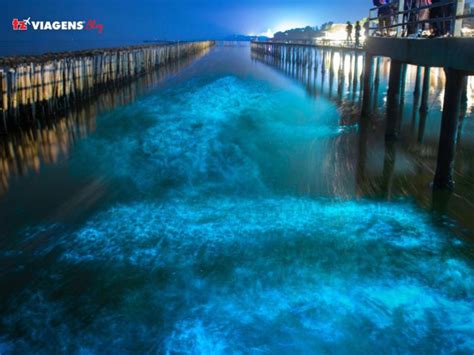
(1, 45), (474, 353)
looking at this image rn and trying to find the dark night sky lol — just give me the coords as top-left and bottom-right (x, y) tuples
(1, 0), (368, 43)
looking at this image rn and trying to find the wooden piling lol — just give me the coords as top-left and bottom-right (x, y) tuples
(361, 53), (374, 118)
(0, 41), (214, 128)
(419, 67), (431, 113)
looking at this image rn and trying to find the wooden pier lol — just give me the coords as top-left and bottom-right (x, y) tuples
(252, 37), (473, 190)
(0, 41), (214, 129)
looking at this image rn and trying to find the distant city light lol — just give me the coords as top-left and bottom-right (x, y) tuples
(249, 20), (313, 38)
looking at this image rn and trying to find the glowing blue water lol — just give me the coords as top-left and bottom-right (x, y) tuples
(1, 47), (473, 353)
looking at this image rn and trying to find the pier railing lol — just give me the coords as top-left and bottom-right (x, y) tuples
(252, 39), (364, 51)
(314, 38), (364, 49)
(0, 41), (214, 129)
(368, 0), (473, 37)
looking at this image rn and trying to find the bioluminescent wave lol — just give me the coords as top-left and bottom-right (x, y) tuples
(2, 197), (474, 353)
(70, 75), (342, 197)
(0, 46), (473, 353)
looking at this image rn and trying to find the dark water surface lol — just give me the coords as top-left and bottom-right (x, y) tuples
(1, 45), (474, 353)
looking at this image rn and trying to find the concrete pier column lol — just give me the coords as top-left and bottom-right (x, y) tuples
(413, 66), (422, 96)
(337, 57), (345, 102)
(320, 50), (326, 94)
(372, 58), (381, 112)
(313, 50), (319, 75)
(352, 54), (359, 100)
(348, 54), (354, 92)
(385, 59), (403, 140)
(419, 67), (430, 113)
(411, 67), (422, 132)
(321, 50), (327, 73)
(374, 57), (381, 84)
(399, 63), (407, 104)
(454, 78), (469, 171)
(433, 68), (466, 189)
(361, 53), (374, 117)
(329, 63), (335, 98)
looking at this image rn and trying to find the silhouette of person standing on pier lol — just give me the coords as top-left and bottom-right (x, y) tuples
(346, 21), (353, 44)
(355, 21), (362, 46)
(374, 0), (392, 35)
(364, 20), (370, 37)
(417, 0), (432, 34)
(430, 0), (452, 36)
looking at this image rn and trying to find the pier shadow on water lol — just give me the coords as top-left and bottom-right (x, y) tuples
(0, 45), (473, 353)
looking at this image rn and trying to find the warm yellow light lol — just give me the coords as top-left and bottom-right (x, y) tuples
(320, 23), (367, 43)
(461, 27), (474, 36)
(324, 24), (348, 41)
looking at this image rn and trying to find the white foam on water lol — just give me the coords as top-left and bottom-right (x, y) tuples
(3, 197), (473, 353)
(2, 74), (473, 353)
(71, 76), (338, 197)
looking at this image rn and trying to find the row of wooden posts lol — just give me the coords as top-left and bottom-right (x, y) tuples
(251, 42), (314, 66)
(0, 44), (212, 196)
(0, 41), (214, 128)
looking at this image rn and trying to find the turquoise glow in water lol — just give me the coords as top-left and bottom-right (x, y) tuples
(0, 46), (473, 353)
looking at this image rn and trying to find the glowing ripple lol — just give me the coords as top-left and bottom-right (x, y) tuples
(3, 197), (471, 353)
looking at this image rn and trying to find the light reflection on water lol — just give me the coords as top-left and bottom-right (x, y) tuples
(0, 49), (210, 198)
(0, 45), (473, 353)
(251, 47), (474, 235)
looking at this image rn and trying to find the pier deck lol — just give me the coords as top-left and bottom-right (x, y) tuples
(366, 37), (474, 74)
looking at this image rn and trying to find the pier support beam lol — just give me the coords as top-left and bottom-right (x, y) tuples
(419, 67), (430, 113)
(385, 60), (403, 140)
(399, 63), (407, 104)
(433, 68), (465, 190)
(411, 66), (422, 133)
(413, 66), (422, 96)
(372, 58), (381, 112)
(361, 53), (374, 118)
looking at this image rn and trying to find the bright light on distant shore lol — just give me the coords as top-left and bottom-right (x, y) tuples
(249, 20), (311, 38)
(274, 21), (309, 32)
(260, 29), (274, 37)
